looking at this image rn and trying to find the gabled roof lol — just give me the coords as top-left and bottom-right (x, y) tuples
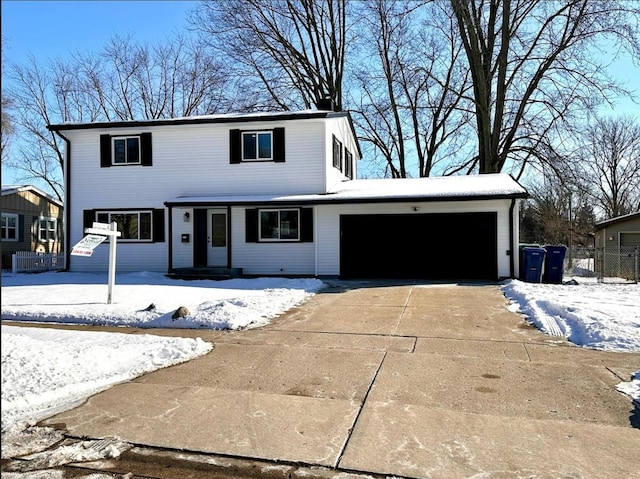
(165, 173), (528, 207)
(594, 211), (640, 230)
(1, 185), (63, 208)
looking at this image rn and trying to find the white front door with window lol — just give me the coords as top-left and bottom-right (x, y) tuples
(207, 208), (228, 267)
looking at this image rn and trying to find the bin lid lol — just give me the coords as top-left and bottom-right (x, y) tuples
(522, 246), (546, 252)
(544, 245), (567, 253)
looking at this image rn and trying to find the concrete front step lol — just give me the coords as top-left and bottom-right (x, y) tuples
(166, 267), (243, 281)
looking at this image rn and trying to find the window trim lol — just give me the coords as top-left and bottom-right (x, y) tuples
(94, 210), (154, 242)
(345, 149), (353, 179)
(258, 208), (300, 242)
(37, 217), (58, 243)
(242, 130), (273, 162)
(332, 135), (343, 171)
(112, 136), (141, 165)
(1, 213), (19, 242)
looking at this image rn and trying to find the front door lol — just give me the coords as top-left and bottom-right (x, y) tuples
(207, 208), (228, 267)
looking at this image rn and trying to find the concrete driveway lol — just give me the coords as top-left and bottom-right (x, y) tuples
(30, 281), (640, 478)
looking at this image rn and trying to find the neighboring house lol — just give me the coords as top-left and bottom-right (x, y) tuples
(47, 106), (528, 280)
(1, 185), (64, 269)
(594, 211), (640, 280)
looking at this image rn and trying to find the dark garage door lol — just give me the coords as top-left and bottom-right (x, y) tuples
(340, 212), (497, 280)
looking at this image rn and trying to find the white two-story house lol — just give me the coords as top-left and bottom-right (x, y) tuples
(48, 106), (528, 280)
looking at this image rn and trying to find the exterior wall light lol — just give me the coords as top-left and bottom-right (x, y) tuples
(183, 211), (190, 222)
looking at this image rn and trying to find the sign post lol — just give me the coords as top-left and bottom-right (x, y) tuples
(72, 221), (121, 304)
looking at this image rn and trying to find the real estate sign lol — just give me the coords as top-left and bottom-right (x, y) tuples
(71, 221), (122, 304)
(71, 234), (107, 257)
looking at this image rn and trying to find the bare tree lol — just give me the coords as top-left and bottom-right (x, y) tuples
(349, 0), (473, 178)
(1, 94), (13, 164)
(190, 0), (350, 111)
(71, 34), (232, 121)
(5, 34), (232, 200)
(578, 115), (640, 219)
(451, 0), (640, 175)
(520, 171), (596, 246)
(1, 36), (15, 164)
(6, 56), (67, 200)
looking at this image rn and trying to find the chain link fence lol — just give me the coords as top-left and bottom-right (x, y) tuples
(564, 246), (639, 283)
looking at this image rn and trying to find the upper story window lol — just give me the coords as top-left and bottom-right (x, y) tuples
(113, 137), (140, 164)
(243, 131), (273, 161)
(37, 218), (58, 242)
(100, 133), (153, 167)
(230, 128), (285, 163)
(1, 213), (18, 241)
(333, 135), (343, 171)
(345, 150), (353, 179)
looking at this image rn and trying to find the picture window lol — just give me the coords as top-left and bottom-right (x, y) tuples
(259, 209), (299, 241)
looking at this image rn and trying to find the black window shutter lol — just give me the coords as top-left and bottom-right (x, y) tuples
(100, 135), (111, 168)
(230, 129), (241, 164)
(245, 208), (258, 242)
(273, 127), (285, 162)
(141, 133), (153, 166)
(300, 208), (313, 242)
(83, 210), (95, 230)
(153, 209), (165, 242)
(32, 216), (38, 242)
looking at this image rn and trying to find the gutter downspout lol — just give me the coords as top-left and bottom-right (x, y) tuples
(509, 198), (516, 278)
(52, 130), (71, 272)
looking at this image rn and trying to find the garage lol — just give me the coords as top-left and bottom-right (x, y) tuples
(340, 212), (498, 280)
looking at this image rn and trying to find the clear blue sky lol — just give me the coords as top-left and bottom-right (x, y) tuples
(2, 1), (198, 61)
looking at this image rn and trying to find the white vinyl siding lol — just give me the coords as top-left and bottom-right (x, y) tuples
(172, 208), (194, 269)
(324, 117), (358, 189)
(154, 121), (326, 196)
(231, 207), (315, 275)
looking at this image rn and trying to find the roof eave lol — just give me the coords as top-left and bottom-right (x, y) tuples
(46, 110), (351, 132)
(165, 192), (528, 208)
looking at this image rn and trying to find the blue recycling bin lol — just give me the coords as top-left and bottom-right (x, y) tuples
(521, 247), (546, 283)
(543, 245), (567, 284)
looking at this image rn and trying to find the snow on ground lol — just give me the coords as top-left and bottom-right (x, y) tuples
(501, 278), (640, 351)
(1, 271), (638, 465)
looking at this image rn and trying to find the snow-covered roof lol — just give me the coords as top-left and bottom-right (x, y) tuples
(165, 174), (527, 206)
(594, 211), (640, 230)
(1, 184), (63, 207)
(46, 109), (348, 131)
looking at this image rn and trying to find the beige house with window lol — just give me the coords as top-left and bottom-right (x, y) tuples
(1, 185), (64, 269)
(594, 211), (640, 250)
(594, 211), (640, 280)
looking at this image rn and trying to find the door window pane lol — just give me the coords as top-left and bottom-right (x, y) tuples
(211, 213), (227, 247)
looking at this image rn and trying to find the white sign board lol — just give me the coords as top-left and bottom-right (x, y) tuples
(71, 234), (107, 257)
